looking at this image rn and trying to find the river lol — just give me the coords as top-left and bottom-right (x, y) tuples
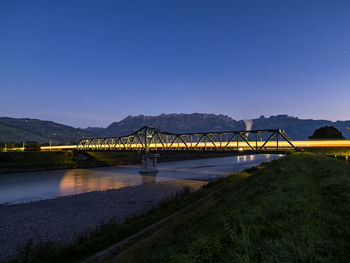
(0, 154), (283, 204)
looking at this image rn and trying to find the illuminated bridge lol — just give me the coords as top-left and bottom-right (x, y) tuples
(39, 126), (350, 153)
(38, 126), (350, 172)
(75, 126), (296, 152)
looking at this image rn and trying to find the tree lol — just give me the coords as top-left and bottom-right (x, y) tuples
(25, 141), (41, 151)
(6, 142), (15, 149)
(0, 142), (15, 151)
(309, 126), (345, 140)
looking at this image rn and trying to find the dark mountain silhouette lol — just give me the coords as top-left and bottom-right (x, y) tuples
(0, 117), (94, 144)
(97, 114), (350, 140)
(1, 114), (350, 143)
(100, 113), (245, 137)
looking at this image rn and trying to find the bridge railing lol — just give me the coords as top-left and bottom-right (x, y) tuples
(76, 126), (295, 152)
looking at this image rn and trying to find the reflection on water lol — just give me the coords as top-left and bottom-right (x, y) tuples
(0, 154), (283, 204)
(58, 169), (140, 196)
(59, 170), (159, 195)
(236, 154), (256, 163)
(141, 173), (158, 184)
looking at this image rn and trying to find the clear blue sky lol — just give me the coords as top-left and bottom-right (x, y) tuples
(1, 0), (350, 127)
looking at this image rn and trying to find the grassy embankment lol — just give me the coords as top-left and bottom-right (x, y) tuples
(110, 153), (350, 263)
(10, 153), (350, 263)
(306, 147), (350, 159)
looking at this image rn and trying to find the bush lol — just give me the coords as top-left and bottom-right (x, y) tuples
(309, 126), (345, 139)
(25, 142), (41, 151)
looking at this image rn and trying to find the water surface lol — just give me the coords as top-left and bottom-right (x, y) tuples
(0, 154), (283, 204)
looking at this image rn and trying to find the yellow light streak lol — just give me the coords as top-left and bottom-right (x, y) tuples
(37, 140), (350, 151)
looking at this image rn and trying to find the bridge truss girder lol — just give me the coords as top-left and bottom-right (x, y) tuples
(76, 126), (295, 152)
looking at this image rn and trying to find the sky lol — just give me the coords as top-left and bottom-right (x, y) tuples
(1, 0), (350, 128)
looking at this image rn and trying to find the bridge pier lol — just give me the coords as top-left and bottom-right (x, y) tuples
(139, 153), (160, 174)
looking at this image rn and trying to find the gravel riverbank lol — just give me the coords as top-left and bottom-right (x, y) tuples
(0, 179), (206, 261)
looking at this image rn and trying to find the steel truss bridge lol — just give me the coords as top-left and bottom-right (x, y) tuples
(76, 126), (296, 152)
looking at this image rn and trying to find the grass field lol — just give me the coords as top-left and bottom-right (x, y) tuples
(111, 153), (350, 263)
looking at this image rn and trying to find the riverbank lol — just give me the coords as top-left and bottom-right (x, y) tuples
(0, 155), (278, 263)
(0, 179), (206, 261)
(4, 153), (349, 262)
(0, 151), (234, 174)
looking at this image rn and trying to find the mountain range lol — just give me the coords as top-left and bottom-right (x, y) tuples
(1, 114), (350, 144)
(0, 117), (93, 144)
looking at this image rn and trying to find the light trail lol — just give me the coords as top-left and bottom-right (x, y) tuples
(37, 140), (350, 151)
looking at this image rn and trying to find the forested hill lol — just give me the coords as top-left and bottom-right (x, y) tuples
(0, 117), (94, 144)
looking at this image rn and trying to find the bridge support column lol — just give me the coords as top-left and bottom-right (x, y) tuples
(139, 153), (160, 174)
